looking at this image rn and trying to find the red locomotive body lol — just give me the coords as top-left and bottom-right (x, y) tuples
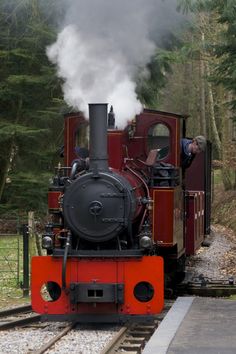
(31, 104), (211, 322)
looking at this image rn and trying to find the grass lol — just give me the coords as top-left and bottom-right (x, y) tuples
(213, 169), (222, 185)
(0, 235), (30, 307)
(0, 235), (22, 283)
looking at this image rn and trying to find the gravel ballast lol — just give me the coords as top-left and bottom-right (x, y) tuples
(0, 323), (119, 354)
(186, 224), (236, 281)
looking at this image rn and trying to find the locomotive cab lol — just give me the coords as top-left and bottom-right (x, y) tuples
(107, 109), (186, 282)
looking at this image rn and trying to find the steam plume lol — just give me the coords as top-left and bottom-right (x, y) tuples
(47, 0), (183, 127)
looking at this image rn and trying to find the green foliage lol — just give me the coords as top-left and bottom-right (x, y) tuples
(176, 0), (209, 13)
(0, 235), (23, 292)
(209, 1), (236, 113)
(0, 172), (52, 214)
(0, 122), (48, 141)
(178, 0), (236, 118)
(136, 32), (183, 108)
(176, 0), (196, 14)
(0, 0), (65, 213)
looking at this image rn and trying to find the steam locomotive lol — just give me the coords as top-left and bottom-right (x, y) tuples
(31, 103), (211, 322)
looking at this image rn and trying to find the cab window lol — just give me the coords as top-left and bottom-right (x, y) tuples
(147, 123), (170, 160)
(75, 123), (89, 149)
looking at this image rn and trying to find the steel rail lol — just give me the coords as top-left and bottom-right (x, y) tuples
(177, 281), (236, 297)
(100, 326), (128, 354)
(34, 322), (76, 354)
(0, 313), (41, 330)
(101, 322), (158, 354)
(0, 304), (31, 318)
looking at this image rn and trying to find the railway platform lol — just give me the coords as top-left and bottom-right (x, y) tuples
(143, 296), (236, 354)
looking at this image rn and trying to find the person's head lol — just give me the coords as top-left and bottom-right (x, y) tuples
(75, 146), (89, 159)
(190, 136), (206, 154)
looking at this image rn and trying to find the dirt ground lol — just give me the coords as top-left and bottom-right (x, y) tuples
(186, 223), (236, 281)
(212, 185), (236, 233)
(217, 225), (236, 277)
(212, 185), (236, 277)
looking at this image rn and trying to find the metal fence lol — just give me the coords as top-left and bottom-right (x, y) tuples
(0, 214), (42, 297)
(0, 216), (23, 288)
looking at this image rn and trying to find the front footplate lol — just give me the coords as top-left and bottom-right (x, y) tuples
(31, 255), (164, 319)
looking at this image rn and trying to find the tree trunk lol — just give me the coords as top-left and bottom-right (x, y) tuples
(0, 99), (22, 201)
(205, 61), (233, 190)
(221, 88), (233, 190)
(28, 211), (36, 262)
(199, 33), (207, 137)
(0, 155), (11, 201)
(205, 62), (222, 158)
(35, 230), (42, 256)
(0, 140), (15, 201)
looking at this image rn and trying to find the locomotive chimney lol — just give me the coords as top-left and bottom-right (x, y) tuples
(88, 103), (108, 172)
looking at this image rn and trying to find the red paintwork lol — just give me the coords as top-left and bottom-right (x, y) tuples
(185, 152), (205, 190)
(152, 188), (174, 245)
(115, 169), (146, 220)
(108, 130), (126, 170)
(185, 191), (205, 255)
(48, 191), (62, 211)
(199, 191), (205, 238)
(151, 187), (184, 256)
(185, 152), (209, 240)
(31, 256), (164, 316)
(63, 109), (184, 172)
(108, 110), (183, 171)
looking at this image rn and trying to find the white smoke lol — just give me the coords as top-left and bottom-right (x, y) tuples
(47, 0), (183, 127)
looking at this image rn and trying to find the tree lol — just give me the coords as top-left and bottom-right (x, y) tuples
(136, 33), (182, 109)
(0, 0), (64, 214)
(172, 0), (236, 190)
(208, 0), (236, 112)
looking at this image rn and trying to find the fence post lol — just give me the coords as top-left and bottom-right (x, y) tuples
(28, 211), (36, 259)
(22, 224), (29, 297)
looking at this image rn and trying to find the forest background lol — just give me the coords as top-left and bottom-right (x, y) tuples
(0, 0), (235, 230)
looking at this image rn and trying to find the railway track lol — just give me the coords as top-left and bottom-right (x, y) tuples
(0, 273), (235, 353)
(101, 301), (174, 354)
(0, 305), (76, 353)
(177, 277), (236, 297)
(34, 322), (76, 354)
(0, 301), (173, 353)
(0, 304), (41, 330)
(100, 322), (158, 354)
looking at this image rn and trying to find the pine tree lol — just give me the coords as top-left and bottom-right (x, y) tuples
(176, 0), (236, 190)
(0, 0), (64, 214)
(209, 0), (236, 112)
(136, 34), (182, 109)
